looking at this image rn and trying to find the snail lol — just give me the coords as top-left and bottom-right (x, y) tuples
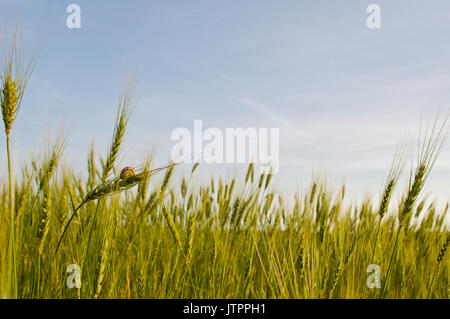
(120, 166), (136, 179)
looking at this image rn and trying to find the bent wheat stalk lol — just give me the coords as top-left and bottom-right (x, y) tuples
(55, 162), (182, 254)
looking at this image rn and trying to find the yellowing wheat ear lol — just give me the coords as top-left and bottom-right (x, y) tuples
(1, 76), (18, 136)
(1, 25), (42, 136)
(1, 24), (42, 298)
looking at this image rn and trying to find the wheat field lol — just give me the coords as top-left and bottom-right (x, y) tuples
(0, 26), (449, 299)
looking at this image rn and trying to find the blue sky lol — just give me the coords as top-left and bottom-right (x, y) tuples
(1, 0), (450, 202)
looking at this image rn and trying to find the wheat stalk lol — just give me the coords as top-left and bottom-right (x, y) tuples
(371, 144), (406, 263)
(381, 114), (448, 297)
(55, 161), (182, 254)
(0, 24), (42, 298)
(427, 234), (450, 297)
(37, 186), (51, 255)
(93, 238), (109, 298)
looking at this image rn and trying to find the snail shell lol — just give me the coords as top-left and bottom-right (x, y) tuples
(120, 166), (136, 179)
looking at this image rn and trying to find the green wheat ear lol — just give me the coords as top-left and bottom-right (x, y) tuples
(381, 114), (449, 297)
(54, 161), (182, 255)
(102, 73), (137, 181)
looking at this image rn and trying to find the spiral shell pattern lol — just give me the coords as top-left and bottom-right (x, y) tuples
(120, 166), (136, 179)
